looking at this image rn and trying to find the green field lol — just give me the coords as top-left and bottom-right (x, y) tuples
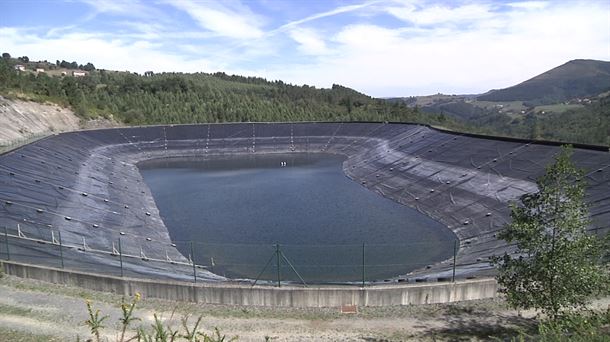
(534, 103), (585, 113)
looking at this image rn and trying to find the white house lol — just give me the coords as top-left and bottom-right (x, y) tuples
(14, 65), (25, 71)
(72, 71), (87, 77)
(35, 68), (45, 73)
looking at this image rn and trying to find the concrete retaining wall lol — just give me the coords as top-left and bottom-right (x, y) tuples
(2, 261), (497, 307)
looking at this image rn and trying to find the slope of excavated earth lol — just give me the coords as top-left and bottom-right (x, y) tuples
(0, 96), (80, 145)
(0, 95), (120, 147)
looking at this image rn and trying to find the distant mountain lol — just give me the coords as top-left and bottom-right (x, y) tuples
(477, 59), (610, 105)
(387, 59), (610, 146)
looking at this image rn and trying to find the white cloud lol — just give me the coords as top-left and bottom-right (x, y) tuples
(0, 28), (216, 73)
(506, 1), (549, 10)
(385, 3), (494, 26)
(288, 28), (331, 56)
(334, 24), (403, 51)
(164, 0), (264, 39)
(260, 1), (610, 96)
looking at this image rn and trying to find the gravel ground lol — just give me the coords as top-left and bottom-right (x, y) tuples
(0, 274), (545, 341)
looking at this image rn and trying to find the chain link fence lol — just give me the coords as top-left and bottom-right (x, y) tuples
(0, 222), (469, 286)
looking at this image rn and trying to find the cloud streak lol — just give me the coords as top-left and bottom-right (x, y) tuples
(277, 1), (382, 31)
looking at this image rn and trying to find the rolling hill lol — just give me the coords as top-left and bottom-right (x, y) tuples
(0, 57), (457, 128)
(478, 59), (610, 105)
(388, 59), (610, 146)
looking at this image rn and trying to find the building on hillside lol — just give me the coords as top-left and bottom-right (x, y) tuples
(35, 68), (45, 73)
(14, 65), (25, 71)
(72, 71), (87, 77)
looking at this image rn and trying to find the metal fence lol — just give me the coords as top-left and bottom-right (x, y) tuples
(2, 221), (608, 287)
(0, 132), (50, 155)
(0, 223), (472, 286)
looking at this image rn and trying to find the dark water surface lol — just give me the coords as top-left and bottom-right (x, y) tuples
(139, 153), (456, 283)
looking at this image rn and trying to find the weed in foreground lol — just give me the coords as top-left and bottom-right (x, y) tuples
(85, 299), (109, 342)
(83, 294), (238, 342)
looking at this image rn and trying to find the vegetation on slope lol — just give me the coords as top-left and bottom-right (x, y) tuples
(0, 57), (455, 128)
(478, 59), (610, 105)
(393, 90), (609, 146)
(446, 97), (610, 146)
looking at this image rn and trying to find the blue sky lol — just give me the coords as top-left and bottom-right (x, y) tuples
(1, 0), (609, 96)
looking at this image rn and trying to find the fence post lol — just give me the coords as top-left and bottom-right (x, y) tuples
(276, 243), (281, 288)
(362, 243), (366, 287)
(58, 231), (64, 269)
(3, 226), (9, 261)
(452, 240), (458, 282)
(191, 241), (197, 283)
(118, 237), (124, 277)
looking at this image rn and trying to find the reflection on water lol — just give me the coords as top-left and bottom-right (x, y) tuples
(139, 153), (456, 282)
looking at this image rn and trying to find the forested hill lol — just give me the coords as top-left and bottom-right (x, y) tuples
(1, 56), (608, 147)
(0, 58), (455, 128)
(478, 59), (610, 105)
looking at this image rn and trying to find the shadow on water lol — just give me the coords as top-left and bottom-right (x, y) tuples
(139, 153), (457, 283)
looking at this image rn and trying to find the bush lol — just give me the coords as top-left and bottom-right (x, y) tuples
(540, 309), (610, 341)
(506, 309), (610, 341)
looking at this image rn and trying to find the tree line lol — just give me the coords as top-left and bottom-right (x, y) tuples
(449, 100), (609, 147)
(0, 58), (457, 128)
(2, 53), (96, 72)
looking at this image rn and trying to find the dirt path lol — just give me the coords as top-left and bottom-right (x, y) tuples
(0, 275), (542, 341)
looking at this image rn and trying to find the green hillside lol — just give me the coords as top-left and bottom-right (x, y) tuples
(387, 59), (610, 147)
(398, 92), (610, 146)
(456, 96), (609, 146)
(478, 59), (610, 105)
(0, 57), (455, 128)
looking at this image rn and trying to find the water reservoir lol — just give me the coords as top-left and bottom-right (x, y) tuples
(140, 153), (456, 283)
